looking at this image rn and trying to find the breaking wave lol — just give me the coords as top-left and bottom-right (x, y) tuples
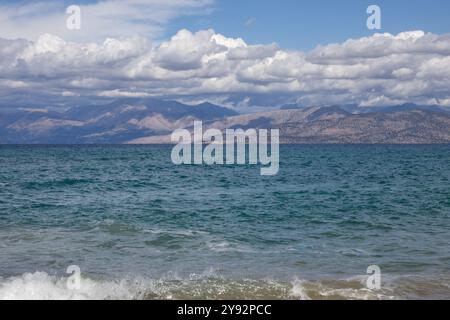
(0, 272), (410, 300)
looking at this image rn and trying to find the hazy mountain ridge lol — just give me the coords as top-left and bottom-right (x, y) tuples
(281, 103), (450, 115)
(128, 104), (450, 144)
(2, 100), (450, 144)
(0, 98), (237, 144)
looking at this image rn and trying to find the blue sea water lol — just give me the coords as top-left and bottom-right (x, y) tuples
(0, 145), (449, 299)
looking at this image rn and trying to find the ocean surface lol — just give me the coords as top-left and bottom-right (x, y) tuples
(0, 145), (449, 300)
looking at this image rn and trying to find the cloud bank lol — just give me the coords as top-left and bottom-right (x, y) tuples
(1, 28), (450, 109)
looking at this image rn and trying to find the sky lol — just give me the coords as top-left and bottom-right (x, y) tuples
(2, 0), (450, 48)
(170, 0), (450, 50)
(1, 0), (450, 110)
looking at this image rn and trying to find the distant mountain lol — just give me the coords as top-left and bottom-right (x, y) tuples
(281, 103), (361, 113)
(280, 103), (450, 115)
(2, 101), (450, 144)
(280, 103), (303, 110)
(130, 105), (450, 144)
(370, 103), (450, 114)
(0, 98), (237, 144)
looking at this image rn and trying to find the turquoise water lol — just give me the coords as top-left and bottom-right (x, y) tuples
(0, 145), (449, 299)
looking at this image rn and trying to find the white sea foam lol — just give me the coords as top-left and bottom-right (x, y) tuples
(0, 272), (145, 300)
(206, 240), (254, 253)
(0, 271), (420, 300)
(290, 279), (311, 300)
(289, 277), (396, 300)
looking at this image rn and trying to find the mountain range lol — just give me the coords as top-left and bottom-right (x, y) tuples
(1, 98), (450, 144)
(0, 98), (237, 144)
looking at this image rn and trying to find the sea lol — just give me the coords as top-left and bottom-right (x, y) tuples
(0, 145), (449, 300)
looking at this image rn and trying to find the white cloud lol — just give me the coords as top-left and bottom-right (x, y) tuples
(1, 29), (450, 108)
(0, 80), (29, 89)
(244, 18), (255, 27)
(0, 0), (214, 42)
(98, 89), (153, 98)
(153, 29), (226, 71)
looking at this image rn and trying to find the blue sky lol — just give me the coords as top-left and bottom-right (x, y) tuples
(170, 0), (450, 50)
(2, 0), (450, 49)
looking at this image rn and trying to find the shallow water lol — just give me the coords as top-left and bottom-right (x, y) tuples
(0, 145), (449, 299)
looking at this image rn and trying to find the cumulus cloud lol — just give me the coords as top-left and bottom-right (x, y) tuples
(153, 29), (226, 71)
(1, 29), (450, 108)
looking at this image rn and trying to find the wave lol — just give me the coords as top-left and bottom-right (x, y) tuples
(0, 272), (404, 300)
(0, 272), (145, 300)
